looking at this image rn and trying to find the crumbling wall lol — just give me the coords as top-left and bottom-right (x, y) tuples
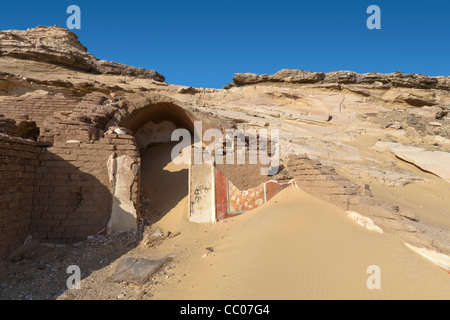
(0, 115), (18, 136)
(30, 133), (140, 241)
(0, 91), (142, 245)
(38, 92), (121, 143)
(106, 132), (141, 233)
(284, 154), (363, 210)
(283, 154), (443, 251)
(283, 154), (401, 220)
(0, 95), (78, 129)
(0, 134), (39, 258)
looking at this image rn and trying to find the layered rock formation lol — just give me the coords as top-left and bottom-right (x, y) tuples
(0, 26), (450, 265)
(226, 69), (450, 92)
(0, 25), (165, 81)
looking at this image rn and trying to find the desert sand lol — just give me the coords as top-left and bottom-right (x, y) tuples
(138, 143), (450, 300)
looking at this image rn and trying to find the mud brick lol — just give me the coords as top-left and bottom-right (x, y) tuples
(11, 143), (36, 153)
(61, 218), (87, 227)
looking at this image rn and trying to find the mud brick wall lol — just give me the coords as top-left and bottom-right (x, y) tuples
(284, 154), (404, 226)
(284, 154), (362, 210)
(0, 115), (17, 136)
(0, 95), (78, 129)
(41, 120), (101, 144)
(0, 134), (39, 259)
(283, 153), (446, 253)
(30, 133), (140, 241)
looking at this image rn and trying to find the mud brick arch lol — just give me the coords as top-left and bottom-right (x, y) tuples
(107, 94), (236, 142)
(106, 94), (242, 225)
(107, 96), (200, 226)
(109, 95), (197, 134)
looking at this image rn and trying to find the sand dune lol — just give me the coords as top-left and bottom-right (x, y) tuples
(143, 143), (450, 300)
(371, 181), (450, 231)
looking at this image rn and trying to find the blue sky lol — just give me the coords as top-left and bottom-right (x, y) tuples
(0, 0), (449, 88)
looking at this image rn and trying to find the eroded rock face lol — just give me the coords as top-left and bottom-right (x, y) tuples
(271, 69), (326, 83)
(0, 26), (165, 81)
(343, 163), (424, 187)
(227, 69), (450, 91)
(231, 69), (325, 86)
(407, 106), (448, 119)
(373, 141), (450, 182)
(324, 71), (358, 84)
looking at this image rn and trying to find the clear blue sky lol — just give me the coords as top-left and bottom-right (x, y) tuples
(0, 0), (449, 88)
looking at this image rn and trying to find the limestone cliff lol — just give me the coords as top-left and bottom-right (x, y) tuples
(227, 69), (450, 92)
(0, 25), (165, 81)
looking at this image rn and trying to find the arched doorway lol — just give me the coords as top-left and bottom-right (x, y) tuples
(118, 100), (195, 225)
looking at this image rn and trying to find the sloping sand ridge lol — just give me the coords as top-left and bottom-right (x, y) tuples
(141, 144), (450, 300)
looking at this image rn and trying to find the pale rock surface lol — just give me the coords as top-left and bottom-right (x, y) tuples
(373, 141), (450, 182)
(107, 155), (139, 233)
(343, 163), (424, 187)
(407, 106), (447, 119)
(108, 257), (166, 285)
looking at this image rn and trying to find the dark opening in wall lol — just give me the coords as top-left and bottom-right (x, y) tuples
(16, 121), (40, 141)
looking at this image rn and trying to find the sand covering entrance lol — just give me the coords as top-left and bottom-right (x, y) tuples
(138, 142), (450, 299)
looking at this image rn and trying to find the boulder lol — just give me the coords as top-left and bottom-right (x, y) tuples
(407, 106), (448, 119)
(324, 71), (357, 84)
(270, 69), (325, 83)
(229, 68), (450, 91)
(232, 73), (269, 85)
(108, 257), (166, 285)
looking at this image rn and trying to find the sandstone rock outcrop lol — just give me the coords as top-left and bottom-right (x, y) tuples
(373, 141), (450, 182)
(0, 25), (165, 81)
(226, 69), (450, 91)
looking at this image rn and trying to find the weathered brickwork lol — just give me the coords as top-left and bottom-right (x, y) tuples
(30, 133), (140, 241)
(284, 154), (364, 210)
(0, 134), (39, 259)
(0, 115), (17, 136)
(0, 95), (79, 129)
(0, 126), (140, 258)
(282, 154), (441, 252)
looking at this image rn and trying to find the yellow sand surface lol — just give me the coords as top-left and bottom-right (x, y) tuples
(142, 143), (450, 300)
(371, 181), (450, 231)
